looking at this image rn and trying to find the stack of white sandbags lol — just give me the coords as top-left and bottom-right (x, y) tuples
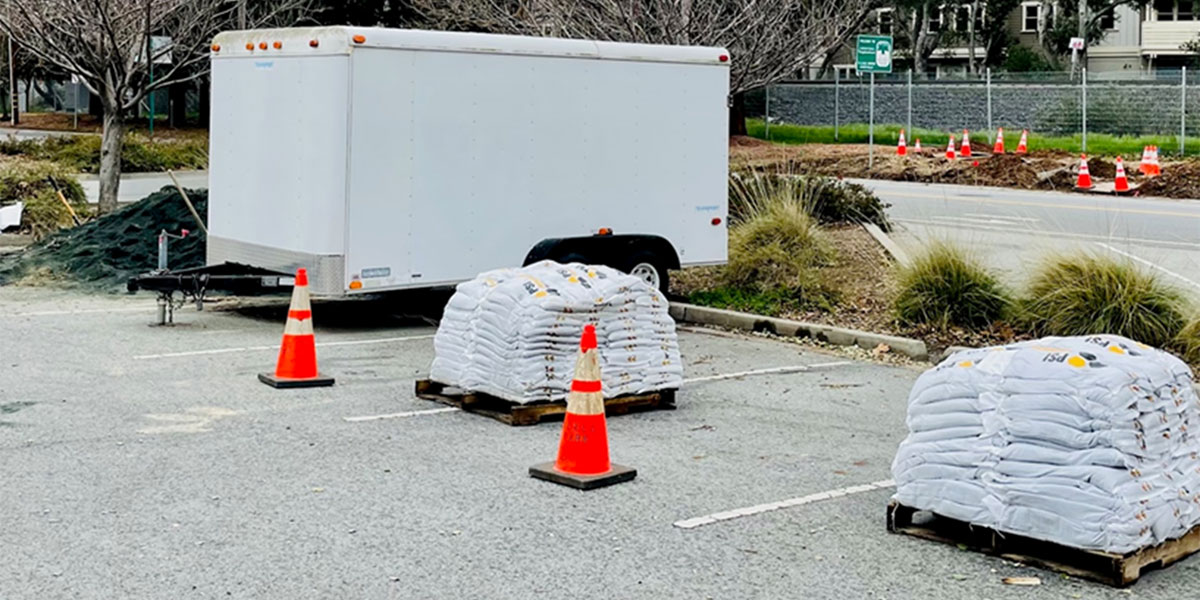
(430, 260), (683, 403)
(893, 335), (1200, 553)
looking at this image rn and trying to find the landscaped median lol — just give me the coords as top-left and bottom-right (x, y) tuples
(671, 169), (1200, 368)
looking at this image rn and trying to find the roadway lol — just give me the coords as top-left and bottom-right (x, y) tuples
(856, 179), (1200, 291)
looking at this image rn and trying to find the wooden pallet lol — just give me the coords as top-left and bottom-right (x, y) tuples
(414, 379), (676, 426)
(887, 501), (1200, 587)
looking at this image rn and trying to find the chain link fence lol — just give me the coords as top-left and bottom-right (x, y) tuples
(747, 69), (1200, 155)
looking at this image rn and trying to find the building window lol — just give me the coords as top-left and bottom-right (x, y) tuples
(1099, 7), (1116, 29)
(1156, 0), (1197, 20)
(956, 5), (970, 30)
(877, 8), (893, 35)
(928, 6), (942, 31)
(1022, 3), (1039, 32)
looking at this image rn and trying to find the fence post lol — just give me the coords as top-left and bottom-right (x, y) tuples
(1182, 66), (1187, 156)
(986, 68), (992, 135)
(835, 69), (840, 141)
(907, 68), (913, 137)
(1081, 68), (1088, 154)
(765, 84), (771, 141)
(869, 72), (875, 170)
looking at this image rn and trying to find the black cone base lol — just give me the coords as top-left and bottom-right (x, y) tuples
(258, 372), (335, 388)
(529, 461), (636, 490)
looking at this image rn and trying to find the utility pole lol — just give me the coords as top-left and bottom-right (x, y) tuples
(238, 0), (246, 29)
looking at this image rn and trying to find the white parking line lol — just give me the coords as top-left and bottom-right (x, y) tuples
(342, 407), (460, 422)
(343, 361), (855, 422)
(1094, 242), (1200, 292)
(681, 361), (854, 385)
(673, 479), (896, 530)
(132, 334), (435, 360)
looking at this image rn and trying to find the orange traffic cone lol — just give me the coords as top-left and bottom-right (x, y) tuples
(897, 129), (907, 156)
(914, 138), (922, 153)
(993, 128), (1005, 154)
(529, 324), (636, 490)
(1075, 155), (1093, 190)
(945, 135), (957, 160)
(1150, 146), (1162, 176)
(1139, 146), (1150, 175)
(1016, 129), (1029, 154)
(258, 268), (334, 388)
(1114, 156), (1130, 193)
(960, 130), (972, 157)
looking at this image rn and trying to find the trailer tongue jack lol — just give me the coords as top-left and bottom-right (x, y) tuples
(128, 262), (296, 326)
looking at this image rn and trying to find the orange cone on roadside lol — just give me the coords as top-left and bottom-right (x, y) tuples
(897, 129), (907, 156)
(945, 135), (957, 160)
(258, 268), (335, 388)
(1139, 146), (1151, 175)
(1016, 129), (1029, 154)
(960, 130), (972, 157)
(993, 128), (1005, 154)
(1150, 146), (1162, 176)
(1075, 155), (1093, 190)
(914, 138), (923, 153)
(529, 324), (636, 490)
(1114, 156), (1130, 193)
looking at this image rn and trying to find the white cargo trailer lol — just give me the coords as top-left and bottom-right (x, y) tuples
(136, 27), (729, 302)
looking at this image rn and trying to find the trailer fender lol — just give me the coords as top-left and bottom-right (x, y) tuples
(522, 234), (681, 271)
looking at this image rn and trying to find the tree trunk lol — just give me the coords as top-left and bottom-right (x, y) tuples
(198, 79), (210, 127)
(98, 104), (124, 215)
(967, 1), (978, 74)
(913, 5), (930, 76)
(169, 82), (187, 127)
(728, 92), (747, 136)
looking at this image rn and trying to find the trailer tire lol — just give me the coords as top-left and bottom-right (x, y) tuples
(622, 251), (670, 295)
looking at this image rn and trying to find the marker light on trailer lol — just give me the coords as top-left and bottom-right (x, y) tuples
(273, 41), (282, 49)
(712, 217), (722, 226)
(258, 42), (268, 50)
(719, 54), (729, 62)
(353, 35), (366, 44)
(349, 281), (363, 290)
(309, 39), (319, 47)
(211, 44), (220, 52)
(245, 43), (254, 51)
(597, 228), (612, 236)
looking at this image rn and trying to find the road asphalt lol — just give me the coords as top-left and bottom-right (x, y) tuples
(858, 178), (1200, 289)
(3, 287), (1199, 598)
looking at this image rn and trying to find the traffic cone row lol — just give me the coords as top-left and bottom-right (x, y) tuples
(898, 127), (1028, 158)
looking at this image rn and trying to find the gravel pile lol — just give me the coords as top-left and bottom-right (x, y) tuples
(0, 187), (207, 289)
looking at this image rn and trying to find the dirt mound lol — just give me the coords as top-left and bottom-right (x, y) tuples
(729, 135), (771, 148)
(0, 187), (207, 289)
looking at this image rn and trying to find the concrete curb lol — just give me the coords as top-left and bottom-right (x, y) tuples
(670, 302), (929, 361)
(862, 223), (911, 267)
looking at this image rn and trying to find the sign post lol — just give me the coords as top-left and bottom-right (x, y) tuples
(71, 74), (79, 130)
(856, 35), (893, 170)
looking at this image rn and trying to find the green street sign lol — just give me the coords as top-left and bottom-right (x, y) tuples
(856, 35), (893, 74)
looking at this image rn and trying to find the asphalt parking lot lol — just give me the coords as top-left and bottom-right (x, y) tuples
(3, 287), (1200, 599)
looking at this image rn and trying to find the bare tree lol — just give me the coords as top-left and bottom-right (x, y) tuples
(414, 0), (874, 135)
(0, 0), (311, 214)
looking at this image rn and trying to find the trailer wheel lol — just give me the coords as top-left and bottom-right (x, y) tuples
(623, 251), (670, 295)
